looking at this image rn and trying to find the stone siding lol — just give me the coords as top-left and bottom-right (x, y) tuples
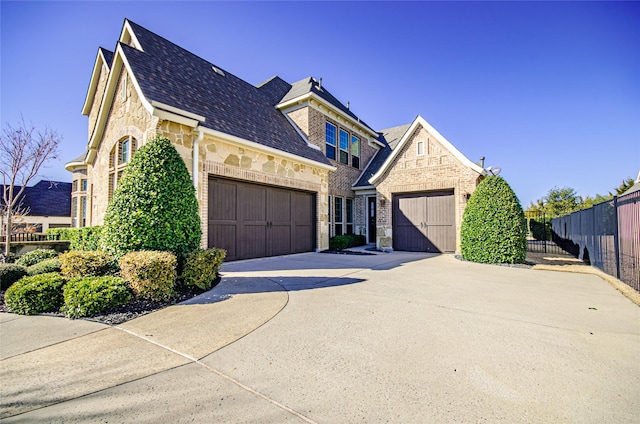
(87, 67), (158, 226)
(88, 63), (109, 141)
(374, 125), (482, 251)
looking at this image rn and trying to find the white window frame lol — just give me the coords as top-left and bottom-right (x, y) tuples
(417, 140), (425, 156)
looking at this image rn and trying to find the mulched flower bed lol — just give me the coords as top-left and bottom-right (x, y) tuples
(0, 277), (220, 325)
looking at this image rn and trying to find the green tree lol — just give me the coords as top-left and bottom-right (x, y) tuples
(461, 176), (527, 264)
(543, 187), (582, 217)
(614, 177), (635, 195)
(101, 136), (201, 259)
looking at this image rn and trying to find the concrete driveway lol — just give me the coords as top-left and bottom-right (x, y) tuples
(1, 251), (639, 423)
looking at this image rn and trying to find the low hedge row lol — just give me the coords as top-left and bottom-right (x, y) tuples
(0, 264), (28, 290)
(120, 251), (177, 301)
(62, 276), (131, 318)
(46, 226), (103, 251)
(182, 248), (226, 290)
(329, 234), (366, 250)
(4, 273), (66, 315)
(27, 257), (62, 276)
(60, 250), (117, 278)
(4, 247), (228, 317)
(15, 249), (59, 267)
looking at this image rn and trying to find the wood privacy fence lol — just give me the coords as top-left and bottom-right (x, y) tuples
(551, 190), (640, 292)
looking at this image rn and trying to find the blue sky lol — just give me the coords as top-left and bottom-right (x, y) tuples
(1, 1), (638, 207)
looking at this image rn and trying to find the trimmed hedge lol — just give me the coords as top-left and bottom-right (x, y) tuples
(15, 249), (58, 267)
(182, 248), (226, 290)
(47, 226), (103, 251)
(27, 257), (62, 276)
(4, 272), (65, 315)
(59, 250), (117, 278)
(329, 234), (366, 251)
(120, 251), (177, 301)
(62, 276), (131, 318)
(101, 136), (201, 259)
(0, 264), (28, 290)
(461, 176), (527, 264)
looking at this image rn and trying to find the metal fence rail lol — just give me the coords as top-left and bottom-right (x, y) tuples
(0, 233), (61, 243)
(551, 191), (640, 292)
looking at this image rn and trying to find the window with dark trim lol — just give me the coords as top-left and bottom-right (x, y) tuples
(339, 129), (349, 164)
(334, 197), (344, 236)
(346, 198), (354, 234)
(325, 122), (336, 160)
(328, 195), (332, 236)
(351, 135), (360, 169)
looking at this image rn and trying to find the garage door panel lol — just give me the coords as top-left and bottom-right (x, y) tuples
(240, 185), (267, 222)
(209, 180), (237, 221)
(270, 225), (292, 256)
(394, 190), (455, 253)
(208, 178), (315, 261)
(241, 224), (267, 258)
(209, 224), (237, 260)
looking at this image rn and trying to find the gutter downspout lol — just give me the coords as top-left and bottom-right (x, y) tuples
(192, 129), (204, 195)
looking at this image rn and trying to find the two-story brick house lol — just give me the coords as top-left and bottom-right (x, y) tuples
(67, 19), (484, 260)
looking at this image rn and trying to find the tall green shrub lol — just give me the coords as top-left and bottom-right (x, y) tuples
(461, 176), (527, 264)
(101, 136), (201, 259)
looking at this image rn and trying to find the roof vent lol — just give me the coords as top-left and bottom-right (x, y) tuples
(211, 66), (225, 77)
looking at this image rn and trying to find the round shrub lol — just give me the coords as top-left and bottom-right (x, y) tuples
(4, 272), (65, 315)
(182, 248), (226, 290)
(59, 250), (117, 278)
(461, 176), (527, 264)
(27, 257), (62, 276)
(15, 249), (58, 267)
(101, 136), (201, 259)
(62, 276), (131, 318)
(120, 251), (177, 301)
(0, 264), (28, 290)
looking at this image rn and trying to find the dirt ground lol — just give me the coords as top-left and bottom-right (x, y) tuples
(526, 251), (639, 306)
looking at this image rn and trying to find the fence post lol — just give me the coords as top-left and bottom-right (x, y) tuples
(543, 212), (547, 253)
(613, 195), (620, 279)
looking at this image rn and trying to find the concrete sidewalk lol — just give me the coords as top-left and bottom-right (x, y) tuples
(1, 251), (639, 422)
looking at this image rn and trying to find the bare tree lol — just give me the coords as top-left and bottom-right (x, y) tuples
(1, 117), (61, 257)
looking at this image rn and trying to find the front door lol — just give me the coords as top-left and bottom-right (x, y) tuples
(367, 196), (376, 243)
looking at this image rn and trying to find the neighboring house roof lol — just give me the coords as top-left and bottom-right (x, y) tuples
(65, 152), (88, 171)
(119, 20), (329, 166)
(2, 181), (71, 217)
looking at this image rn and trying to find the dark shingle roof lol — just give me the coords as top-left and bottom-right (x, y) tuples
(3, 181), (71, 217)
(353, 124), (410, 188)
(99, 47), (114, 67)
(280, 77), (376, 134)
(379, 123), (411, 149)
(123, 21), (329, 166)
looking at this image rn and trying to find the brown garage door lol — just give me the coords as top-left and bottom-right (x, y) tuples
(208, 178), (315, 261)
(393, 190), (455, 253)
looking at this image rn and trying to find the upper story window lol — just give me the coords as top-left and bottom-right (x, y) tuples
(81, 179), (88, 191)
(417, 140), (425, 156)
(339, 129), (349, 164)
(351, 135), (360, 169)
(325, 122), (337, 160)
(109, 136), (137, 200)
(325, 121), (362, 169)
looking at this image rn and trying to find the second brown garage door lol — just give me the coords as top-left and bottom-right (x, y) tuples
(393, 190), (455, 253)
(208, 178), (315, 261)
